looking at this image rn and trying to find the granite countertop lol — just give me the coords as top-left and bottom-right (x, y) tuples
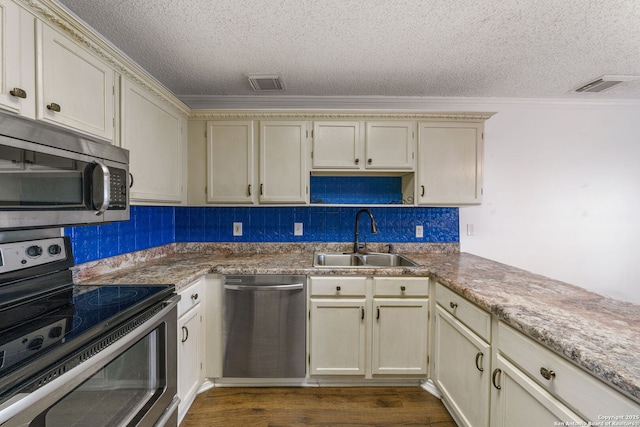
(74, 243), (640, 404)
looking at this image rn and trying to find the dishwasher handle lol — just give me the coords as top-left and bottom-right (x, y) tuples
(224, 283), (304, 291)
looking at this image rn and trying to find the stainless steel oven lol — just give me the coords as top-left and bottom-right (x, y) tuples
(0, 112), (129, 230)
(0, 237), (179, 427)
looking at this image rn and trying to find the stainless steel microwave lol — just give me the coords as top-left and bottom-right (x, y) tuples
(0, 112), (129, 230)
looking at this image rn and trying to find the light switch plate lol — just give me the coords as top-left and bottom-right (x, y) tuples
(294, 222), (303, 236)
(416, 225), (423, 238)
(233, 222), (243, 236)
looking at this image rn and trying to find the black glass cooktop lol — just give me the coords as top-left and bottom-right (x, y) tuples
(0, 283), (174, 396)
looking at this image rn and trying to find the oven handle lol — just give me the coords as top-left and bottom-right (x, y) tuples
(0, 294), (180, 425)
(154, 396), (180, 427)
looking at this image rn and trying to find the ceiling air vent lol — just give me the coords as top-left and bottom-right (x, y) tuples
(574, 75), (640, 93)
(247, 74), (286, 91)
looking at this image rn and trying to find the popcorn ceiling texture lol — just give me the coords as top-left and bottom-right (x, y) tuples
(55, 0), (640, 99)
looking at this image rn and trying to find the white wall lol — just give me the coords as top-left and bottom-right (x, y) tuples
(455, 100), (640, 304)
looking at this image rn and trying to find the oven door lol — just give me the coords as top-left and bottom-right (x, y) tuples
(0, 296), (178, 427)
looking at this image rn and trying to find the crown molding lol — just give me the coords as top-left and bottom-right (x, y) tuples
(189, 109), (496, 121)
(22, 0), (191, 117)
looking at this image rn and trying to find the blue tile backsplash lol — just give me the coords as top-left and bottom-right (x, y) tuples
(65, 205), (459, 264)
(310, 176), (404, 204)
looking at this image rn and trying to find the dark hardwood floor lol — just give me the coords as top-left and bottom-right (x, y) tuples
(180, 386), (457, 426)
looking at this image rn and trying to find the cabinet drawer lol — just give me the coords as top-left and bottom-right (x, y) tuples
(435, 281), (490, 341)
(373, 277), (428, 297)
(178, 278), (204, 317)
(310, 276), (366, 297)
(498, 322), (640, 421)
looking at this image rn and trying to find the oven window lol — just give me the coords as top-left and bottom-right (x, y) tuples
(30, 328), (165, 427)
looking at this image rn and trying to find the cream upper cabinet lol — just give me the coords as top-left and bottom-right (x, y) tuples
(434, 305), (491, 427)
(311, 121), (415, 171)
(207, 121), (256, 204)
(0, 0), (35, 118)
(259, 121), (308, 204)
(365, 121), (415, 170)
(37, 22), (115, 141)
(312, 121), (362, 169)
(417, 121), (483, 205)
(121, 77), (186, 204)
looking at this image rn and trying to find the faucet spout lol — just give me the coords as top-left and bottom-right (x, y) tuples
(354, 209), (378, 253)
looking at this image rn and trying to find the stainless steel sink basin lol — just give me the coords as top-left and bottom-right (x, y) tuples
(313, 252), (418, 268)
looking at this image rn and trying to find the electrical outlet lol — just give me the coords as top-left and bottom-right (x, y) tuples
(294, 222), (303, 236)
(233, 222), (243, 236)
(416, 225), (423, 238)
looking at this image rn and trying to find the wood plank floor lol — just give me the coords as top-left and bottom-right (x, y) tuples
(180, 386), (457, 426)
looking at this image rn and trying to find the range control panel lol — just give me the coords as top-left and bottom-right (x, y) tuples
(0, 237), (68, 275)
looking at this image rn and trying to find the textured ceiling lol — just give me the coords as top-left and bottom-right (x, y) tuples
(54, 0), (640, 102)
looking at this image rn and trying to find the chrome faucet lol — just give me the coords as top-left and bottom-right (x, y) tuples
(353, 209), (378, 253)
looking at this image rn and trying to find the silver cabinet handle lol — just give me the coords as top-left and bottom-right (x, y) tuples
(47, 102), (61, 112)
(10, 88), (27, 98)
(475, 352), (484, 372)
(540, 367), (556, 380)
(191, 293), (199, 301)
(492, 368), (502, 390)
(181, 326), (189, 343)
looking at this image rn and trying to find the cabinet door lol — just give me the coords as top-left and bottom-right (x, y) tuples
(312, 121), (362, 169)
(365, 121), (415, 170)
(434, 306), (490, 427)
(418, 122), (483, 205)
(259, 121), (308, 204)
(371, 298), (428, 375)
(37, 23), (114, 141)
(309, 298), (366, 375)
(490, 355), (584, 427)
(0, 0), (35, 117)
(207, 121), (256, 204)
(121, 77), (185, 204)
(178, 307), (201, 423)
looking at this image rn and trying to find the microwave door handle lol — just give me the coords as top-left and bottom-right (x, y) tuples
(92, 161), (111, 215)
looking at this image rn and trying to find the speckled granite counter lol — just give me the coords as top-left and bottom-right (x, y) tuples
(74, 242), (640, 404)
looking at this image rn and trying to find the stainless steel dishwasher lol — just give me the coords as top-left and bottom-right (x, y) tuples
(222, 275), (306, 378)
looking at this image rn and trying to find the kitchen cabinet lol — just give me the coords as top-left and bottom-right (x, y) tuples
(37, 21), (115, 141)
(434, 305), (491, 427)
(491, 321), (640, 426)
(121, 76), (186, 204)
(0, 0), (35, 118)
(308, 276), (428, 378)
(259, 121), (309, 204)
(417, 121), (483, 205)
(177, 278), (205, 424)
(311, 121), (415, 171)
(206, 121), (256, 204)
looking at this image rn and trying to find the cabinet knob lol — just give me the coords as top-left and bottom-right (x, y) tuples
(191, 293), (199, 300)
(449, 301), (458, 310)
(181, 326), (189, 343)
(492, 368), (502, 390)
(400, 285), (406, 291)
(336, 286), (341, 291)
(539, 367), (556, 381)
(367, 158), (372, 164)
(10, 88), (27, 99)
(47, 102), (61, 112)
(354, 158), (360, 164)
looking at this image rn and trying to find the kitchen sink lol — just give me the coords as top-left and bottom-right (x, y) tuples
(313, 252), (418, 268)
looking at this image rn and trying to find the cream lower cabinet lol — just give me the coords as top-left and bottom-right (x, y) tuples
(37, 21), (115, 141)
(121, 77), (186, 204)
(309, 276), (428, 378)
(177, 278), (205, 423)
(0, 0), (35, 118)
(417, 121), (483, 205)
